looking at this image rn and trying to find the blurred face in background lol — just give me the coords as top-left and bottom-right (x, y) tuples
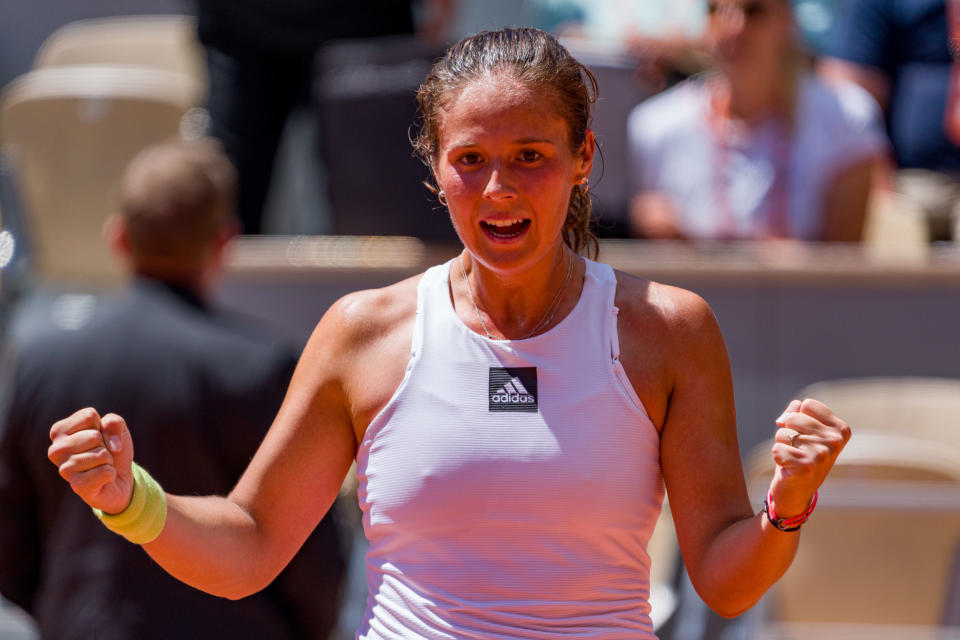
(706, 0), (795, 80)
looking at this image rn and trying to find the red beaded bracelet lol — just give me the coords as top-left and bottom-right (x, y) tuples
(763, 489), (818, 532)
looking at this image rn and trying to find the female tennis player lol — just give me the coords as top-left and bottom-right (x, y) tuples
(49, 27), (849, 639)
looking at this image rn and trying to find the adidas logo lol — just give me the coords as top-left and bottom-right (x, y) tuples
(489, 367), (538, 412)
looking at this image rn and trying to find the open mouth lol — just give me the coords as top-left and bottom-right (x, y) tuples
(480, 218), (531, 240)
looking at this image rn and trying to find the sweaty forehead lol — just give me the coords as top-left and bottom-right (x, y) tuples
(452, 73), (542, 108)
(437, 74), (567, 145)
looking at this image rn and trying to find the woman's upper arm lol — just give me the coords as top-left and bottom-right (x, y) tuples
(226, 295), (363, 569)
(654, 290), (754, 581)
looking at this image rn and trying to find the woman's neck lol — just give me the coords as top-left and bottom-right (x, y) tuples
(457, 245), (580, 340)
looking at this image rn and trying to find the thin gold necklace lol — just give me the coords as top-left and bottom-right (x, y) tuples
(457, 251), (575, 340)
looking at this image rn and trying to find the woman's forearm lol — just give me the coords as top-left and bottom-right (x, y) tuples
(692, 511), (800, 618)
(142, 493), (286, 600)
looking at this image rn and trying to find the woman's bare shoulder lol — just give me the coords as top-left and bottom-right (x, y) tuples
(319, 273), (422, 347)
(609, 269), (727, 430)
(612, 269), (716, 338)
(296, 273), (424, 436)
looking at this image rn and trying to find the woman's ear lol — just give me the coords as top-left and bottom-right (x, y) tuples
(575, 129), (597, 184)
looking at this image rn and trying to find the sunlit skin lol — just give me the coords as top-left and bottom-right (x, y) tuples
(432, 73), (594, 337)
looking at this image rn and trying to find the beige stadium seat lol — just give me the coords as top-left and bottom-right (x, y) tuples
(863, 189), (930, 255)
(745, 427), (960, 638)
(0, 65), (201, 287)
(746, 432), (960, 486)
(33, 15), (206, 99)
(748, 483), (960, 639)
(796, 377), (960, 451)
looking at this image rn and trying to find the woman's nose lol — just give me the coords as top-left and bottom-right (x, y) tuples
(482, 165), (517, 200)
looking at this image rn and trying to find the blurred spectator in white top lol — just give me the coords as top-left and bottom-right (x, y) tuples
(627, 0), (889, 241)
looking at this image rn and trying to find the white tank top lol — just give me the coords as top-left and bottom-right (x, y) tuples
(356, 258), (664, 639)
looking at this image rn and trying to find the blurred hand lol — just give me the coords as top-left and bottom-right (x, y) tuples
(768, 398), (851, 517)
(48, 408), (135, 515)
(630, 192), (686, 239)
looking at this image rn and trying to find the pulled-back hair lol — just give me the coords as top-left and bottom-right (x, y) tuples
(413, 27), (599, 258)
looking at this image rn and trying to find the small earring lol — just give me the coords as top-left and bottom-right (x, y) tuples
(438, 190), (448, 206)
(580, 178), (589, 193)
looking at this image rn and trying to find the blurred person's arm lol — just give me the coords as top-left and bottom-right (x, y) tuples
(630, 191), (687, 240)
(818, 75), (893, 242)
(821, 156), (883, 241)
(0, 365), (41, 613)
(48, 293), (368, 600)
(627, 92), (693, 240)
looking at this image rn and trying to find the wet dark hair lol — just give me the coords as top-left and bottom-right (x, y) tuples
(413, 27), (599, 258)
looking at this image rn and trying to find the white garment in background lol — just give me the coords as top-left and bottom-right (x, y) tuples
(628, 74), (889, 240)
(356, 259), (663, 639)
(536, 0), (706, 41)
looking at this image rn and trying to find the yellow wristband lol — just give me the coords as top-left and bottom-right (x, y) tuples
(92, 462), (167, 544)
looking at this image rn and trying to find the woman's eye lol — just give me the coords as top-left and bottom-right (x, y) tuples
(519, 150), (542, 163)
(458, 153), (482, 166)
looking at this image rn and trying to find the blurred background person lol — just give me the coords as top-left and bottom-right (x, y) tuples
(532, 0), (709, 94)
(819, 0), (960, 243)
(627, 0), (889, 241)
(196, 0), (455, 234)
(0, 138), (346, 639)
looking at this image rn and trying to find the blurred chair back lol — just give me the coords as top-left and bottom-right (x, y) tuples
(863, 189), (930, 255)
(33, 15), (206, 98)
(747, 432), (960, 486)
(796, 377), (960, 450)
(745, 402), (960, 637)
(0, 65), (200, 288)
(753, 482), (960, 637)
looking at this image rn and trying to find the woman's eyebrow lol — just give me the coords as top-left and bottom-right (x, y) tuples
(446, 137), (557, 149)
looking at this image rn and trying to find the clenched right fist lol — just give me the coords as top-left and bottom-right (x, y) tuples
(48, 408), (136, 515)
